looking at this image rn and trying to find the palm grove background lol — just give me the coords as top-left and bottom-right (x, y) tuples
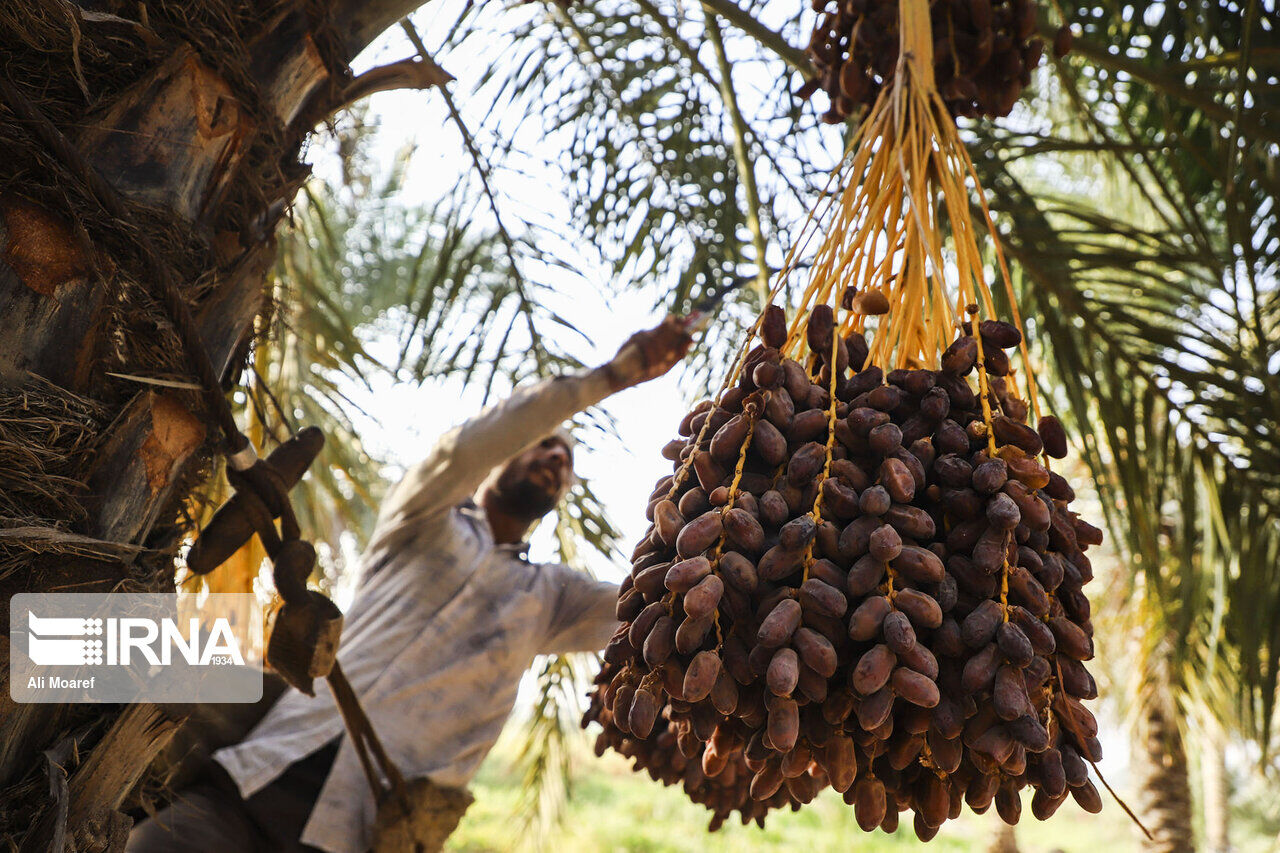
(0, 0), (1276, 851)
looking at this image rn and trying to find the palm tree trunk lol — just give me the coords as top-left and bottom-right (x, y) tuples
(1201, 716), (1229, 853)
(0, 0), (429, 844)
(1134, 671), (1195, 853)
(988, 822), (1020, 853)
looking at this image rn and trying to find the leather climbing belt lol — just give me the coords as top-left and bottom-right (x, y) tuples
(0, 76), (411, 815)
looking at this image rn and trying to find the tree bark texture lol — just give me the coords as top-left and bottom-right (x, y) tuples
(1200, 715), (1229, 853)
(988, 821), (1020, 853)
(1134, 665), (1196, 853)
(0, 0), (427, 846)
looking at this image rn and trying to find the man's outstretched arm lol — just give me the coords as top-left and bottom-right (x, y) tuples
(374, 316), (695, 533)
(538, 563), (621, 655)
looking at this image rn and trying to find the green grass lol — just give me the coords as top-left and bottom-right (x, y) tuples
(445, 735), (1172, 853)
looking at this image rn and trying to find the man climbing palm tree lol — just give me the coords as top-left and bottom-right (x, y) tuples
(129, 316), (695, 853)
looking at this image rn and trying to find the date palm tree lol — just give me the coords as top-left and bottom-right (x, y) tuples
(0, 0), (535, 844)
(431, 0), (1276, 848)
(2, 0), (1273, 849)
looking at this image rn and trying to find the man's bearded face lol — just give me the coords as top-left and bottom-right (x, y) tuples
(487, 436), (574, 523)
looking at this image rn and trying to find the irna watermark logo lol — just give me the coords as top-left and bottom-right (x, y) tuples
(10, 593), (263, 703)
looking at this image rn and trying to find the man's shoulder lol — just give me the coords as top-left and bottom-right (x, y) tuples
(359, 501), (492, 582)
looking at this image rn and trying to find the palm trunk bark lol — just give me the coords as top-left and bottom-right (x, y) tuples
(0, 0), (429, 845)
(1134, 666), (1195, 853)
(1201, 716), (1229, 853)
(988, 822), (1020, 853)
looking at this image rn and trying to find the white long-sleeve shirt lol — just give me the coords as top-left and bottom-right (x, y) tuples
(213, 370), (622, 853)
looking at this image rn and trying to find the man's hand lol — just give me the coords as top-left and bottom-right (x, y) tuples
(604, 315), (695, 391)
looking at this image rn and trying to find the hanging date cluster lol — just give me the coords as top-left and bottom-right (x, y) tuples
(802, 0), (1072, 121)
(583, 304), (1104, 837)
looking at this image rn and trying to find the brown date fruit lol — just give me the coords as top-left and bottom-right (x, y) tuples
(1008, 566), (1050, 616)
(787, 441), (827, 485)
(632, 561), (668, 599)
(643, 616), (676, 667)
(1048, 615), (1094, 661)
(710, 414), (751, 463)
(961, 642), (1002, 693)
(780, 514), (818, 549)
(965, 771), (1000, 812)
(758, 598), (803, 647)
(855, 685), (895, 730)
(986, 492), (1021, 530)
(627, 601), (665, 648)
(718, 550), (758, 593)
(851, 644), (896, 695)
(993, 663), (1029, 720)
(683, 650), (722, 701)
(972, 458), (1009, 494)
(653, 500), (684, 546)
(821, 478), (861, 518)
(1071, 779), (1103, 814)
(992, 414), (1043, 456)
(884, 504), (936, 540)
(665, 556), (712, 592)
(767, 647), (800, 696)
(892, 666), (940, 707)
(918, 774), (950, 829)
(750, 763), (784, 801)
(683, 574), (724, 620)
(760, 304), (787, 348)
(848, 595), (893, 641)
(628, 689), (659, 738)
(710, 667), (739, 715)
(882, 610), (918, 655)
(807, 556), (845, 589)
(677, 486), (709, 519)
(868, 422), (903, 454)
(675, 614), (713, 655)
(858, 484), (891, 516)
(1004, 450), (1051, 490)
(978, 320), (1022, 348)
(894, 546), (945, 584)
(1038, 414), (1068, 458)
(794, 627), (838, 677)
(723, 507), (765, 553)
(692, 451), (726, 493)
(996, 620), (1035, 666)
(839, 515), (882, 557)
(675, 510), (723, 558)
(846, 554), (887, 597)
(879, 457), (916, 503)
(895, 588), (943, 629)
(806, 304), (835, 353)
(752, 418), (788, 466)
(941, 335), (978, 375)
(847, 406), (890, 436)
(1010, 605), (1056, 655)
(758, 489), (789, 527)
(1031, 788), (1067, 820)
(868, 523), (903, 562)
(995, 781), (1022, 825)
(854, 777), (887, 831)
(962, 599), (1005, 648)
(768, 696), (800, 751)
(799, 577), (848, 618)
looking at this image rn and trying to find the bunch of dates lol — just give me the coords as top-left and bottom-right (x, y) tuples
(802, 0), (1073, 121)
(583, 303), (1104, 837)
